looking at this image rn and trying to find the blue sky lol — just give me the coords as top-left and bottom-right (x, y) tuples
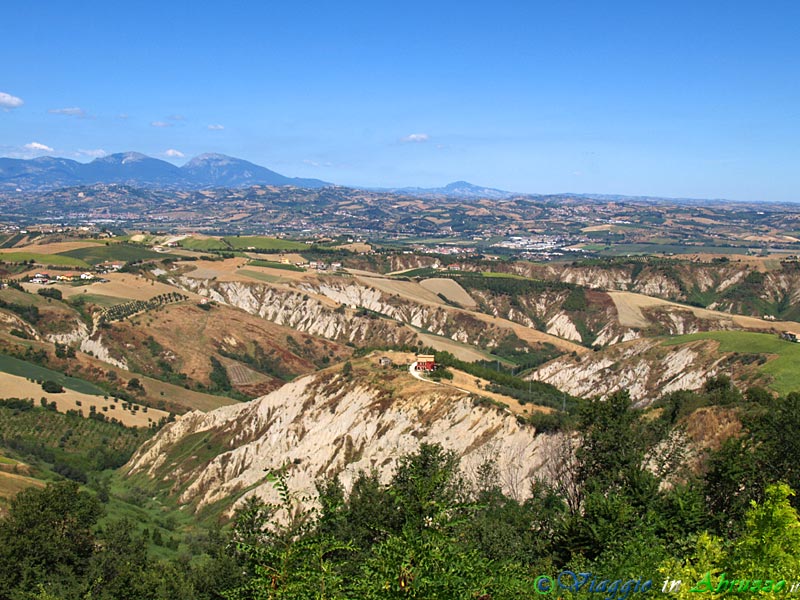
(2, 0), (799, 201)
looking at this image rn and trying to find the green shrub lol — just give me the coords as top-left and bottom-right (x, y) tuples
(41, 380), (64, 393)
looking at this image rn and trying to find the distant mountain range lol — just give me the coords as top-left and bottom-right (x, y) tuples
(0, 152), (736, 205)
(0, 152), (522, 200)
(0, 152), (330, 190)
(379, 181), (517, 200)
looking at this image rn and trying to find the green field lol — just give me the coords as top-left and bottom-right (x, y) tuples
(664, 331), (800, 395)
(587, 243), (750, 257)
(236, 269), (283, 283)
(178, 236), (230, 251)
(59, 244), (166, 265)
(74, 294), (129, 308)
(481, 271), (529, 279)
(247, 259), (305, 272)
(0, 355), (106, 396)
(224, 236), (308, 251)
(0, 287), (65, 309)
(0, 252), (90, 267)
(392, 267), (468, 278)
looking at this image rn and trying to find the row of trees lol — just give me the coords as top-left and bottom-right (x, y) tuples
(98, 293), (187, 324)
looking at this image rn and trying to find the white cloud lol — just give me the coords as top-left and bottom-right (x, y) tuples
(207, 124), (225, 130)
(164, 148), (185, 158)
(48, 107), (86, 117)
(78, 149), (107, 158)
(303, 159), (333, 168)
(151, 121), (172, 128)
(118, 113), (129, 119)
(24, 142), (54, 152)
(0, 92), (24, 110)
(400, 133), (429, 143)
(168, 114), (185, 121)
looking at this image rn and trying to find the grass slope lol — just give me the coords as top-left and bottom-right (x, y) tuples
(664, 331), (800, 395)
(59, 244), (166, 265)
(224, 236), (307, 251)
(178, 237), (230, 251)
(0, 354), (106, 395)
(0, 252), (90, 267)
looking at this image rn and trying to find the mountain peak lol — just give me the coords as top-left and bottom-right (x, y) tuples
(185, 153), (237, 165)
(182, 154), (328, 188)
(444, 180), (473, 189)
(387, 181), (515, 200)
(95, 151), (149, 164)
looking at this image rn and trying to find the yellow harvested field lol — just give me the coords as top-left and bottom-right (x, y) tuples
(0, 372), (169, 428)
(57, 273), (201, 302)
(581, 224), (615, 232)
(609, 291), (800, 333)
(467, 311), (589, 354)
(683, 254), (789, 272)
(419, 278), (477, 308)
(414, 331), (492, 362)
(355, 275), (446, 305)
(0, 240), (100, 254)
(243, 252), (307, 264)
(743, 234), (799, 243)
(181, 258), (249, 281)
(183, 258), (310, 283)
(356, 273), (586, 354)
(447, 369), (552, 415)
(608, 291), (658, 328)
(367, 350), (416, 366)
(336, 242), (372, 253)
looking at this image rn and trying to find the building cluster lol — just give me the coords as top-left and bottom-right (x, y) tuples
(29, 272), (97, 285)
(415, 245), (477, 256)
(27, 262), (122, 285)
(491, 235), (566, 251)
(303, 261), (343, 271)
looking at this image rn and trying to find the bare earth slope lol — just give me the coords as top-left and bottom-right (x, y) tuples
(125, 361), (547, 513)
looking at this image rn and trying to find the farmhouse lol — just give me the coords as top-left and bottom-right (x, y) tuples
(415, 354), (436, 371)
